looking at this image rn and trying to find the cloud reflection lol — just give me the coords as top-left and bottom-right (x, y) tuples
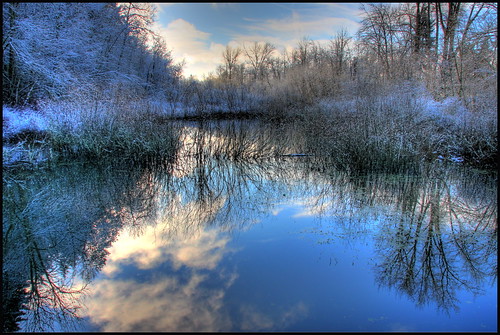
(239, 302), (309, 331)
(84, 274), (231, 332)
(83, 221), (236, 331)
(101, 215), (232, 276)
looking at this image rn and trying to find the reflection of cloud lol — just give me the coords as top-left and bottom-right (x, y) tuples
(85, 222), (237, 331)
(292, 195), (332, 218)
(240, 302), (309, 331)
(240, 305), (274, 330)
(102, 217), (231, 276)
(84, 274), (231, 332)
(170, 228), (231, 270)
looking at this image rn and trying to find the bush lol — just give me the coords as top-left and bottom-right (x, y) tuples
(294, 85), (497, 172)
(44, 98), (180, 161)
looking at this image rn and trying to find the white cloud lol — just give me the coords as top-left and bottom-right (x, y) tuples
(236, 11), (360, 49)
(86, 219), (238, 331)
(102, 203), (233, 277)
(152, 19), (225, 79)
(150, 3), (362, 79)
(83, 274), (232, 331)
(224, 6), (361, 60)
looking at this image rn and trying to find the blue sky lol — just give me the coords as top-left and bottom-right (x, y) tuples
(152, 3), (363, 79)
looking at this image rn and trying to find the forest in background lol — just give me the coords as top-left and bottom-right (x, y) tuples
(2, 2), (498, 169)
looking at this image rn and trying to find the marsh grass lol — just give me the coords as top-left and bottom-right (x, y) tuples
(295, 92), (497, 173)
(44, 99), (181, 162)
(295, 96), (420, 173)
(4, 86), (495, 172)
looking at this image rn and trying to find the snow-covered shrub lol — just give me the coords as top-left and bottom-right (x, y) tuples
(294, 81), (494, 171)
(36, 96), (180, 160)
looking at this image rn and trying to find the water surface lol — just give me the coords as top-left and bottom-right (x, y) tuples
(2, 122), (497, 332)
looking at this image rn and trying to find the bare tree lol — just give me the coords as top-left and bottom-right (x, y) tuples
(412, 2), (434, 53)
(293, 36), (313, 66)
(453, 3), (494, 99)
(436, 2), (462, 95)
(243, 41), (275, 81)
(221, 45), (242, 82)
(357, 3), (405, 80)
(329, 28), (352, 76)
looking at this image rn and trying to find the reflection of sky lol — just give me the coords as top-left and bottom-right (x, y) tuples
(101, 223), (233, 276)
(76, 158), (497, 332)
(80, 196), (497, 332)
(83, 223), (236, 331)
(7, 126), (496, 332)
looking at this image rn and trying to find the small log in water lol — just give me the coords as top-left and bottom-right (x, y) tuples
(280, 153), (314, 157)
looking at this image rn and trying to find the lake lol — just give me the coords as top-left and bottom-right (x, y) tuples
(2, 121), (497, 332)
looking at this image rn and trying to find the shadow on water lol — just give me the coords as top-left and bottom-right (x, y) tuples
(2, 120), (497, 332)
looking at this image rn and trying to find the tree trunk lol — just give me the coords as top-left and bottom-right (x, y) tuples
(439, 2), (461, 96)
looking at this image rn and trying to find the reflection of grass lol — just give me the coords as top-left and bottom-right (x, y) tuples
(178, 121), (303, 161)
(3, 134), (497, 330)
(3, 142), (55, 168)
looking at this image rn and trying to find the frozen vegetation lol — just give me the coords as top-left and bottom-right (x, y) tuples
(3, 86), (496, 170)
(1, 4), (497, 331)
(2, 3), (497, 170)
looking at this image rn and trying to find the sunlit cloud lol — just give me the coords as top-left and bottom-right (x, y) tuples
(151, 19), (225, 78)
(150, 3), (362, 78)
(85, 212), (238, 331)
(101, 196), (231, 277)
(230, 6), (361, 51)
(84, 263), (306, 332)
(102, 226), (231, 275)
(242, 14), (358, 38)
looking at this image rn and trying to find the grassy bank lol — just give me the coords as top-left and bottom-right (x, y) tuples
(288, 89), (497, 172)
(3, 99), (180, 168)
(3, 86), (497, 172)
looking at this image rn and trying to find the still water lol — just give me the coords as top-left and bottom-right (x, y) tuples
(2, 121), (497, 332)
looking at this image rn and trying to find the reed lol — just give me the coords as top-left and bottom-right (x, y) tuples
(45, 99), (180, 162)
(298, 95), (428, 173)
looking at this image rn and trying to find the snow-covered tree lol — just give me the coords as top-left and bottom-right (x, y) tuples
(2, 2), (181, 107)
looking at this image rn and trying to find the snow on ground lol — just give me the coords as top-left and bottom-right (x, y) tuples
(3, 105), (49, 139)
(3, 95), (466, 139)
(2, 92), (478, 165)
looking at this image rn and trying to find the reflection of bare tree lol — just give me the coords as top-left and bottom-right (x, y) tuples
(2, 120), (308, 330)
(374, 168), (497, 313)
(21, 241), (87, 331)
(3, 120), (497, 331)
(2, 163), (147, 331)
(3, 183), (86, 331)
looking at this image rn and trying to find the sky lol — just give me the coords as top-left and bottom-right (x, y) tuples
(151, 3), (364, 79)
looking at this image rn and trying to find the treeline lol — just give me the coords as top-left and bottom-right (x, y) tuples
(3, 2), (182, 106)
(196, 3), (497, 169)
(207, 3), (497, 112)
(3, 3), (496, 112)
